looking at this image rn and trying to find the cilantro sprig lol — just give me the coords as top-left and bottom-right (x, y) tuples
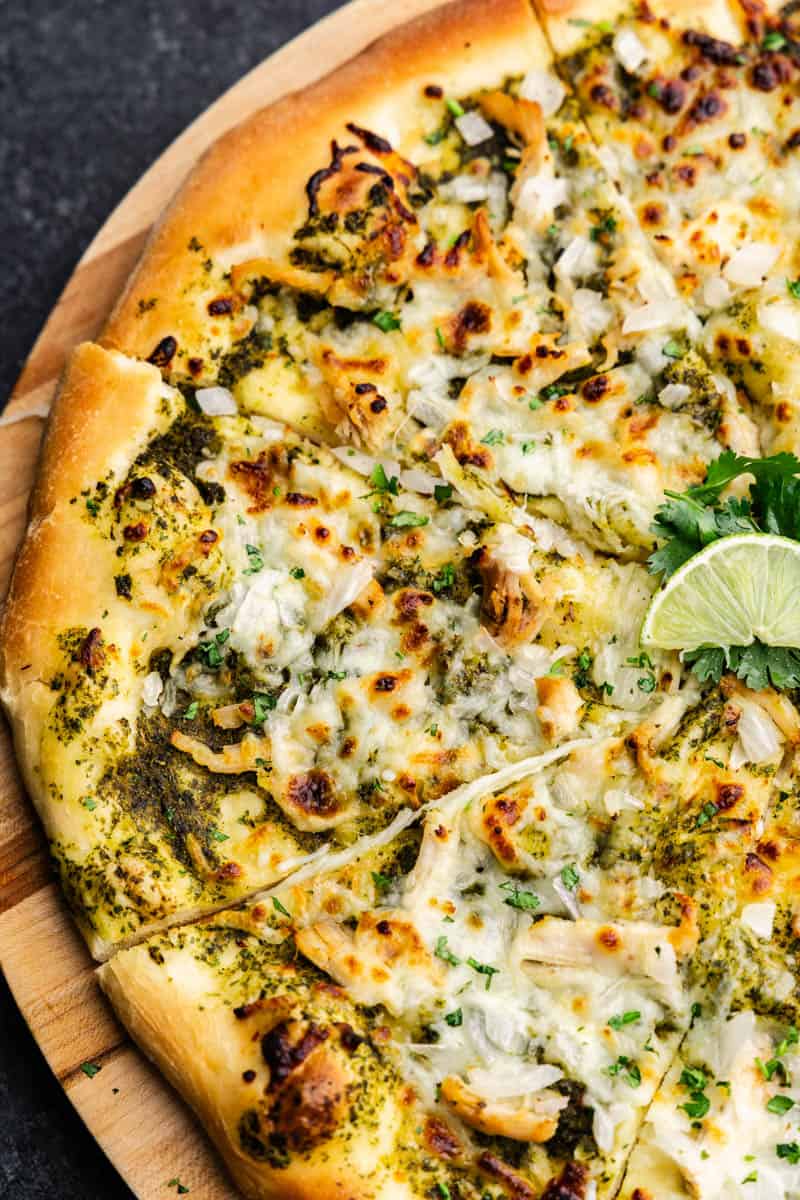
(649, 451), (800, 688)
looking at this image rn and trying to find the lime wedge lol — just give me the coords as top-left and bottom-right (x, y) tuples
(641, 533), (800, 651)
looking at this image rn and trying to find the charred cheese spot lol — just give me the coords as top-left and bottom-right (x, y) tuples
(229, 446), (289, 513)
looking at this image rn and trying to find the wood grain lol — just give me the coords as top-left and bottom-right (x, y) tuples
(0, 3), (443, 1195)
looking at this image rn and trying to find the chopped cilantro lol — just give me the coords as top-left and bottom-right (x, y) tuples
(183, 701), (199, 720)
(434, 936), (460, 966)
(272, 896), (291, 919)
(767, 1095), (794, 1115)
(289, 566), (306, 579)
(432, 563), (455, 593)
(528, 396), (544, 411)
(86, 497), (100, 517)
(389, 511), (429, 528)
(434, 483), (453, 503)
(444, 1009), (463, 1027)
(608, 1011), (641, 1030)
(480, 428), (505, 446)
(445, 97), (465, 117)
(607, 1055), (641, 1086)
(251, 692), (276, 725)
(763, 30), (787, 50)
(243, 544), (264, 574)
(80, 1062), (101, 1078)
(777, 1143), (800, 1164)
(435, 326), (446, 350)
(560, 864), (580, 891)
(467, 956), (500, 990)
(82, 797), (97, 812)
(373, 311), (401, 333)
(662, 338), (686, 359)
(369, 463), (399, 496)
(499, 881), (540, 911)
(371, 871), (394, 893)
(787, 278), (800, 300)
(209, 828), (228, 843)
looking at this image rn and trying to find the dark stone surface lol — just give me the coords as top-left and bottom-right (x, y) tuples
(0, 2), (342, 1196)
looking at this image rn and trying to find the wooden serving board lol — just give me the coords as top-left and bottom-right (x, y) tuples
(0, 2), (444, 1194)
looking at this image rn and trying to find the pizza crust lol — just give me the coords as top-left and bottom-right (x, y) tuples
(101, 0), (549, 370)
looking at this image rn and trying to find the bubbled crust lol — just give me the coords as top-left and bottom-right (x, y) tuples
(100, 0), (548, 369)
(98, 935), (414, 1200)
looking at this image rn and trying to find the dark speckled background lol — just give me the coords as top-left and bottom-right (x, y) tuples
(0, 2), (343, 1195)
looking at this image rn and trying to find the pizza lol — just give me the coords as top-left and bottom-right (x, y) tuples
(4, 0), (800, 1196)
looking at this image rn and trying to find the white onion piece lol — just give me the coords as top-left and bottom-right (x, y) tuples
(741, 901), (776, 939)
(518, 174), (569, 221)
(142, 671), (164, 707)
(758, 299), (800, 344)
(613, 27), (648, 72)
(718, 1011), (756, 1076)
(195, 386), (238, 416)
(519, 69), (566, 117)
(555, 236), (598, 281)
(455, 111), (494, 146)
(622, 298), (685, 334)
(552, 875), (581, 919)
(330, 445), (401, 479)
(730, 699), (784, 768)
(315, 559), (374, 627)
(398, 467), (439, 495)
(702, 275), (731, 309)
(658, 383), (691, 409)
(442, 175), (490, 203)
(724, 242), (780, 287)
(603, 788), (645, 816)
(468, 1063), (562, 1100)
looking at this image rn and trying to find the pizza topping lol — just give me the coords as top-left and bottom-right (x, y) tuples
(195, 386), (237, 416)
(439, 1073), (564, 1141)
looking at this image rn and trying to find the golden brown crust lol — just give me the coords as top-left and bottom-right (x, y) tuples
(98, 931), (411, 1200)
(0, 343), (175, 766)
(101, 0), (547, 369)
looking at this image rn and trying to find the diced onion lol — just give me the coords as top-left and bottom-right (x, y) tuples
(142, 671), (164, 707)
(741, 901), (776, 939)
(519, 69), (566, 117)
(467, 1063), (563, 1100)
(555, 236), (598, 281)
(316, 558), (374, 627)
(441, 174), (490, 203)
(552, 874), (581, 919)
(758, 299), (800, 344)
(330, 445), (401, 479)
(730, 698), (784, 768)
(603, 788), (645, 816)
(613, 27), (648, 73)
(518, 174), (570, 221)
(718, 1010), (756, 1075)
(657, 383), (691, 409)
(622, 298), (685, 334)
(398, 467), (440, 495)
(724, 242), (780, 288)
(702, 275), (731, 309)
(195, 386), (238, 416)
(455, 111), (495, 147)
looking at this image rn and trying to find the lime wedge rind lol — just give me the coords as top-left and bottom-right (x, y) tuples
(641, 533), (800, 652)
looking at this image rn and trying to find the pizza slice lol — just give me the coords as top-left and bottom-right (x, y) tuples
(618, 1007), (800, 1199)
(89, 0), (767, 561)
(534, 0), (800, 456)
(99, 746), (702, 1199)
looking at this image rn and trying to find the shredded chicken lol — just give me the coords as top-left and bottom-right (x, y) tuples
(536, 676), (585, 743)
(515, 914), (694, 1010)
(296, 913), (444, 1015)
(440, 1075), (564, 1143)
(170, 730), (268, 773)
(478, 551), (549, 646)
